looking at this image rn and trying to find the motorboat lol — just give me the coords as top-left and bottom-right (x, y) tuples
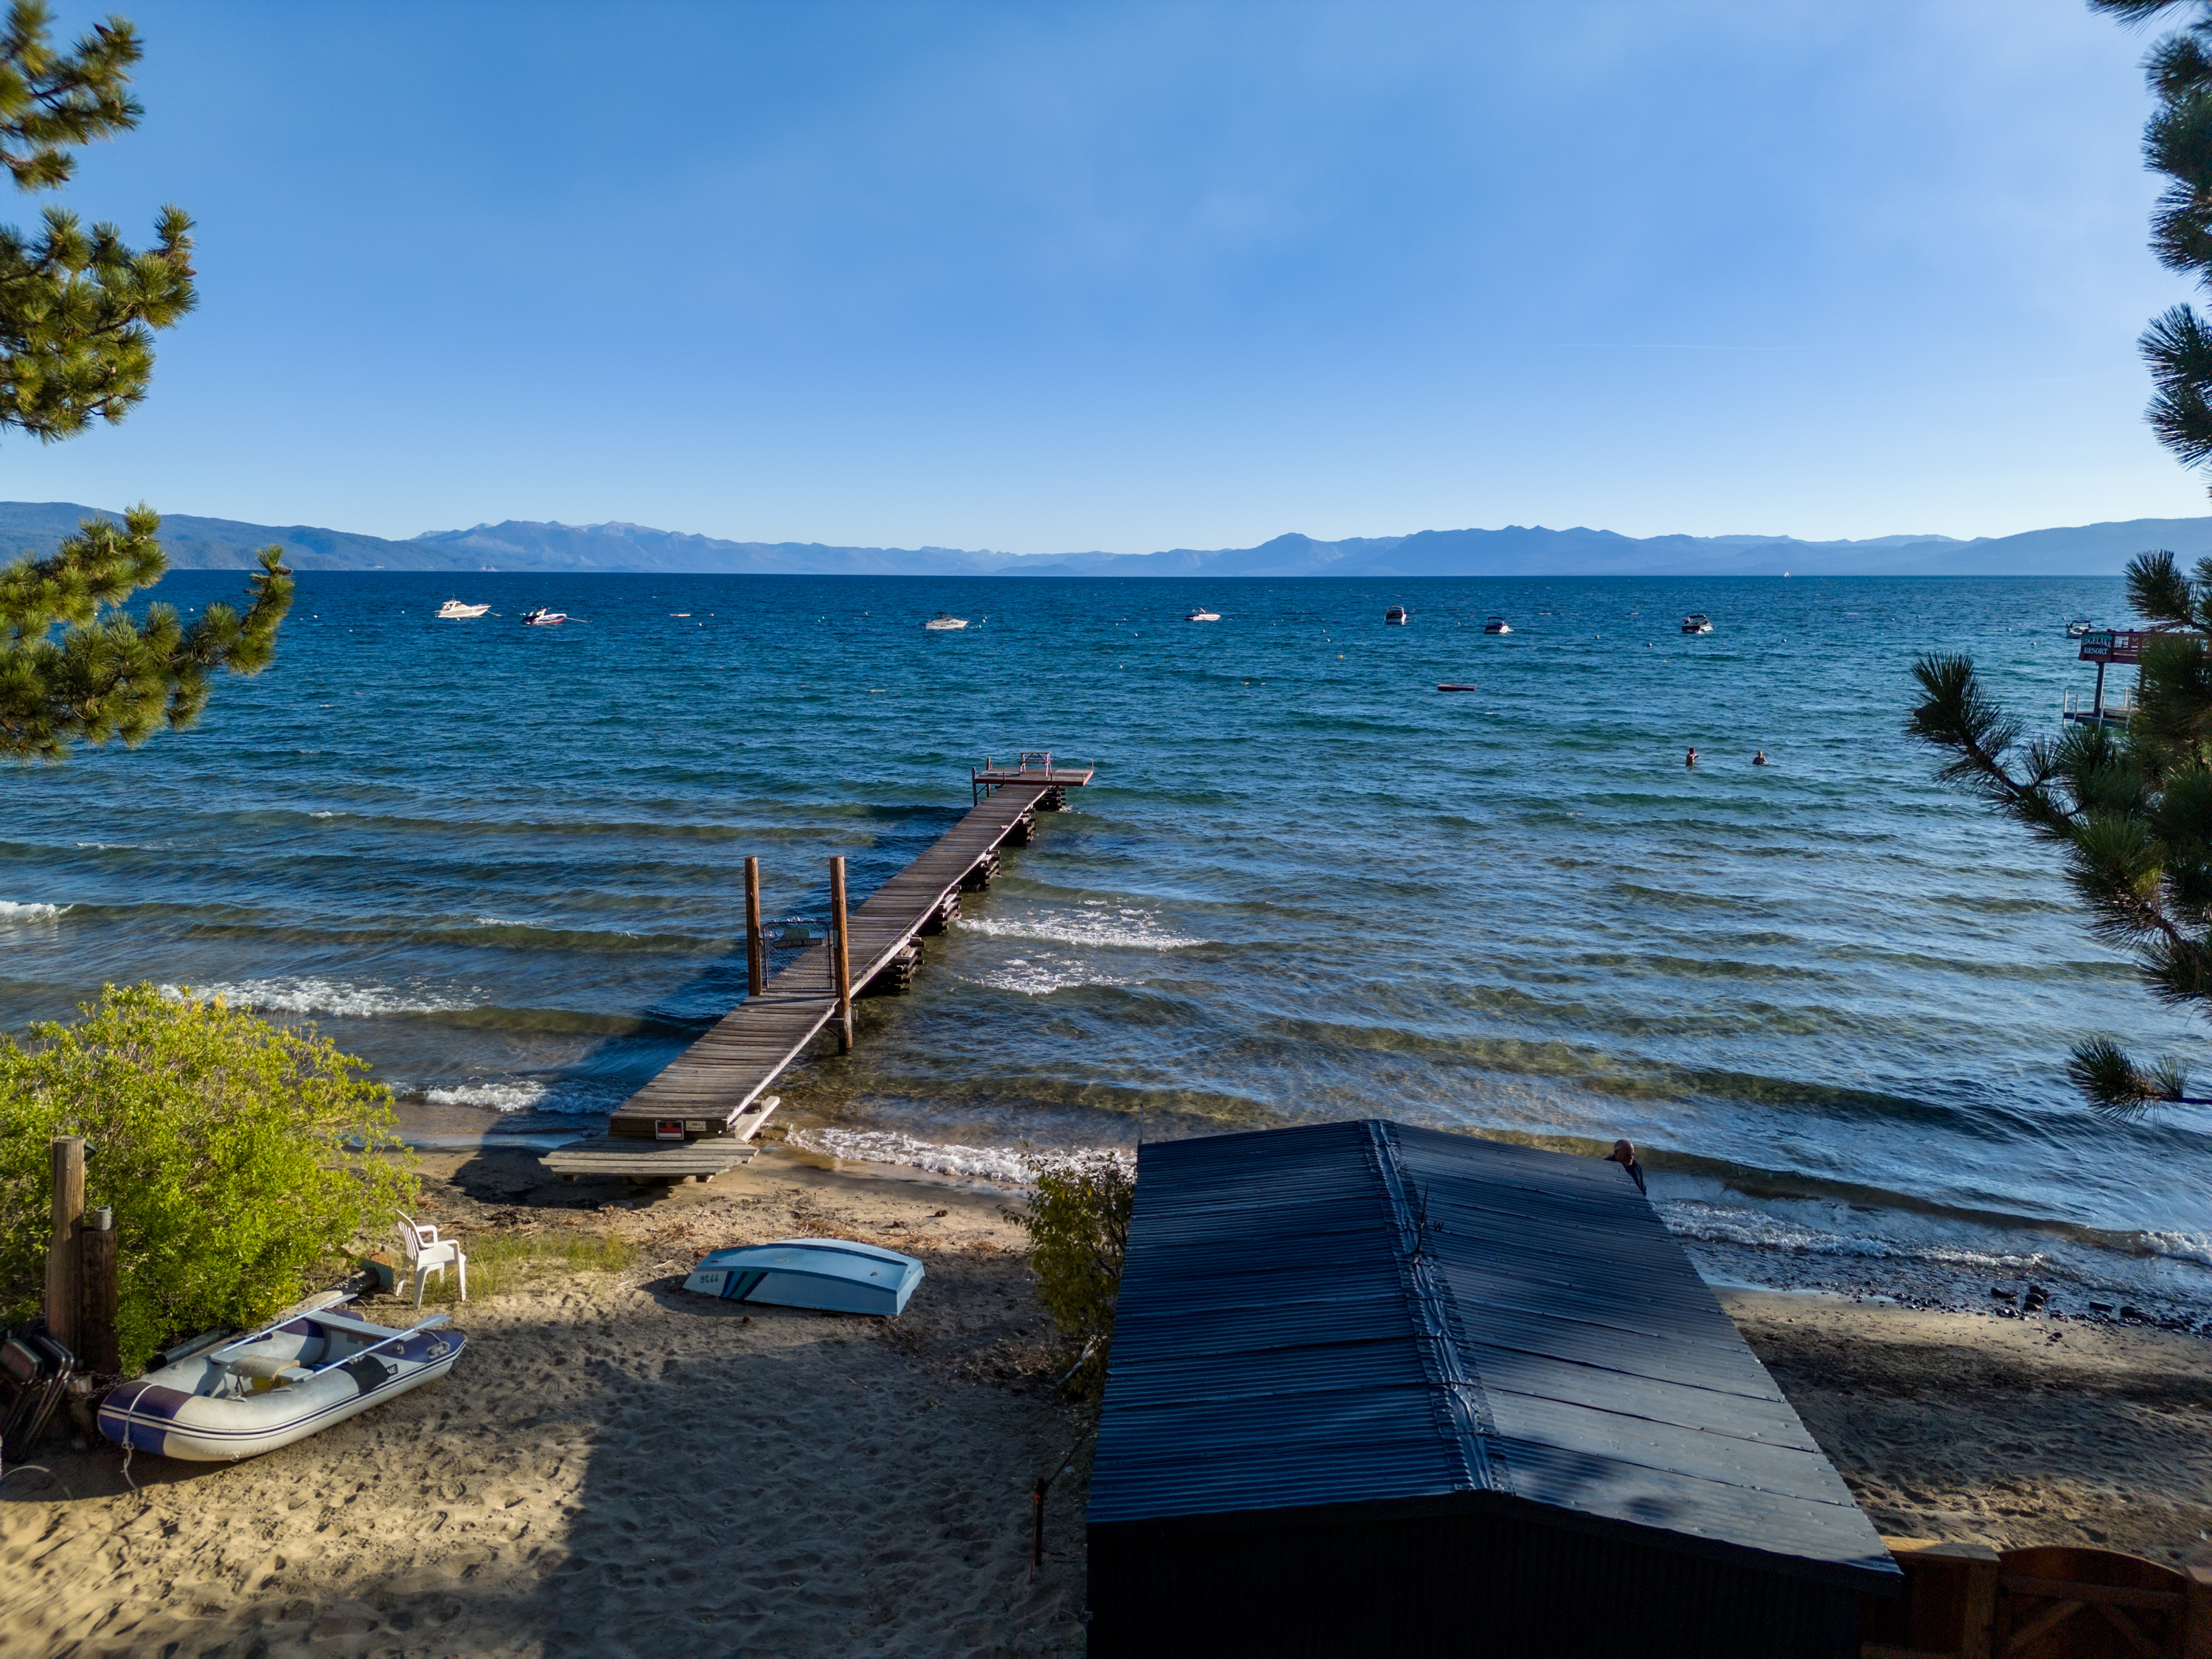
(1186, 608), (1220, 622)
(1682, 613), (1714, 635)
(1484, 616), (1512, 634)
(683, 1238), (924, 1317)
(521, 608), (567, 626)
(925, 613), (969, 630)
(1385, 606), (1409, 625)
(97, 1307), (462, 1462)
(436, 600), (489, 619)
(2066, 619), (2094, 638)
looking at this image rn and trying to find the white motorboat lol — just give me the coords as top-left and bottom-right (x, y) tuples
(435, 600), (490, 619)
(1187, 608), (1221, 622)
(1484, 615), (1512, 635)
(1681, 613), (1714, 635)
(683, 1238), (924, 1317)
(925, 613), (968, 630)
(521, 608), (567, 626)
(2066, 618), (2094, 638)
(97, 1307), (463, 1462)
(1385, 606), (1409, 625)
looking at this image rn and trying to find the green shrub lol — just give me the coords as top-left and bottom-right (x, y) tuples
(1010, 1151), (1134, 1398)
(0, 984), (417, 1373)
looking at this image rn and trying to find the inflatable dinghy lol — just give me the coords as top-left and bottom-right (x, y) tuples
(684, 1238), (923, 1316)
(98, 1307), (464, 1462)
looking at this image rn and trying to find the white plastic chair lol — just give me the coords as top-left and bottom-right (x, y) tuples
(394, 1211), (467, 1307)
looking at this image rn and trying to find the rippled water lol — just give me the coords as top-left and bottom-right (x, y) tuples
(4, 570), (2208, 1314)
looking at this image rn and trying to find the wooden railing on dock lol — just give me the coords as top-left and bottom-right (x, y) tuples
(541, 759), (1094, 1185)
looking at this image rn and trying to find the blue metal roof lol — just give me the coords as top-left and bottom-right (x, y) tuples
(1086, 1119), (1899, 1591)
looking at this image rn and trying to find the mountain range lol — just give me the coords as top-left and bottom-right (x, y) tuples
(0, 500), (2204, 578)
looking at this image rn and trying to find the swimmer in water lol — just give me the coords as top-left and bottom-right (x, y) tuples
(1753, 749), (1768, 765)
(1686, 748), (1698, 768)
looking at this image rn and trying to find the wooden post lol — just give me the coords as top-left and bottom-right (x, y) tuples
(745, 855), (766, 996)
(78, 1207), (118, 1376)
(46, 1136), (83, 1354)
(830, 855), (854, 1052)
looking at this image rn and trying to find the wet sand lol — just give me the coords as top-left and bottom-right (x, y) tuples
(3, 1148), (2209, 1657)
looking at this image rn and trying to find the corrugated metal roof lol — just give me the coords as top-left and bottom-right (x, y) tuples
(1086, 1119), (1899, 1591)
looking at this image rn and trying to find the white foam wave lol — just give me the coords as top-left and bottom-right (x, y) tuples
(955, 907), (1203, 952)
(307, 811), (340, 819)
(425, 1079), (549, 1113)
(0, 900), (69, 922)
(968, 955), (1130, 996)
(2144, 1231), (2212, 1270)
(1658, 1199), (2049, 1273)
(159, 978), (477, 1018)
(785, 1127), (1133, 1186)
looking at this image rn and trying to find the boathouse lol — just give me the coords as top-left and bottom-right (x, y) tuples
(1084, 1120), (1899, 1658)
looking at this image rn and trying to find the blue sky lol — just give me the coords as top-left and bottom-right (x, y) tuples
(3, 1), (2202, 552)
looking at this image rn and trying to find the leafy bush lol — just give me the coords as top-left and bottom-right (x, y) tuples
(0, 984), (417, 1373)
(1010, 1151), (1134, 1398)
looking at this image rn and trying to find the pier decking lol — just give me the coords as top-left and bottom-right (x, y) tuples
(542, 757), (1093, 1183)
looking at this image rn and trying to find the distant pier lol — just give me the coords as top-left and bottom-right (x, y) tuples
(541, 753), (1094, 1184)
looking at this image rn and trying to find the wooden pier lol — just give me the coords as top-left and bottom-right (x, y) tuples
(542, 754), (1094, 1184)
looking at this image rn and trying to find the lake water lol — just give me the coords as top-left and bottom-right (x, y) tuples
(4, 570), (2208, 1319)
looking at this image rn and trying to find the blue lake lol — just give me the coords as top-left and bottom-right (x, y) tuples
(4, 569), (2207, 1313)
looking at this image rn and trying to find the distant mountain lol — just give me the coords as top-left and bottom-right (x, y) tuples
(0, 501), (2205, 577)
(406, 518), (1015, 575)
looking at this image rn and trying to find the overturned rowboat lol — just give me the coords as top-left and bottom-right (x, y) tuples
(683, 1238), (924, 1317)
(97, 1308), (464, 1462)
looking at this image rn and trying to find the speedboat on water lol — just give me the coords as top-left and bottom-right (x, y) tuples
(521, 608), (567, 626)
(925, 613), (968, 630)
(1385, 606), (1409, 625)
(1484, 615), (1512, 634)
(98, 1307), (462, 1462)
(436, 600), (489, 619)
(1681, 613), (1714, 635)
(2066, 619), (2094, 638)
(1187, 607), (1220, 622)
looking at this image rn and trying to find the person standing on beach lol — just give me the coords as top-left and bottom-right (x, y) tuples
(1607, 1138), (1646, 1194)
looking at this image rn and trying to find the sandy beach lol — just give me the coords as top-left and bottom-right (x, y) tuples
(4, 1147), (2210, 1658)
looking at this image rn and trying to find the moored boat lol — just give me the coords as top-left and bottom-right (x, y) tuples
(682, 1238), (924, 1317)
(97, 1308), (463, 1462)
(1484, 615), (1512, 634)
(521, 608), (567, 626)
(436, 600), (490, 619)
(925, 613), (969, 630)
(1681, 613), (1714, 635)
(1186, 607), (1220, 622)
(1385, 606), (1409, 625)
(2066, 618), (2094, 638)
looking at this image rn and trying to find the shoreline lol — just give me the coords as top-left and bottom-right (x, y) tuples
(3, 1148), (2210, 1656)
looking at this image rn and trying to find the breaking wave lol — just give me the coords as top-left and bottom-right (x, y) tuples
(159, 978), (479, 1018)
(785, 1127), (1133, 1186)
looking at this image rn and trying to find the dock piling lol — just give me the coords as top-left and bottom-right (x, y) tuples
(745, 855), (766, 996)
(831, 855), (854, 1052)
(46, 1135), (83, 1354)
(78, 1207), (118, 1375)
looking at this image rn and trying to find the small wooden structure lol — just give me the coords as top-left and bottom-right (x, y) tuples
(1086, 1120), (1900, 1658)
(2067, 629), (2152, 727)
(1863, 1537), (2212, 1659)
(542, 757), (1093, 1185)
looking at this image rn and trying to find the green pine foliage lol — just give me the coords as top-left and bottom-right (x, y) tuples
(0, 985), (419, 1373)
(0, 3), (291, 761)
(1909, 552), (2212, 1115)
(1009, 1152), (1133, 1399)
(2094, 1), (2212, 471)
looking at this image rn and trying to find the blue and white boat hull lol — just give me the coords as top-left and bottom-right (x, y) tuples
(98, 1310), (464, 1463)
(684, 1237), (923, 1317)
